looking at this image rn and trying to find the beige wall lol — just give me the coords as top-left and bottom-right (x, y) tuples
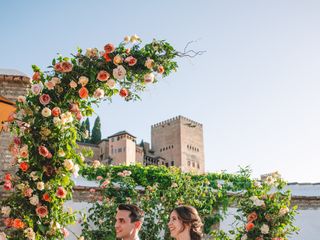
(108, 134), (136, 165)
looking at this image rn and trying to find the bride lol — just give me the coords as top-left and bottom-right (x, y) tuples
(167, 205), (203, 240)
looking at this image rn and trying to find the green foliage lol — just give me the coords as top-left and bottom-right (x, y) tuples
(90, 116), (101, 144)
(80, 165), (298, 240)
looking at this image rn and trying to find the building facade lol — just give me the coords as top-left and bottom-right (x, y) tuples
(78, 116), (205, 174)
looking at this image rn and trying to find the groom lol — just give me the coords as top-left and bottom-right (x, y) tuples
(115, 204), (144, 240)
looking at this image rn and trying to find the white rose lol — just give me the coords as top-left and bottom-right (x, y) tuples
(92, 160), (101, 169)
(130, 34), (140, 43)
(41, 107), (52, 117)
(58, 149), (65, 157)
(1, 206), (11, 217)
(63, 159), (74, 171)
(265, 176), (275, 185)
(53, 117), (62, 126)
(144, 72), (155, 83)
(249, 196), (265, 206)
(260, 224), (269, 234)
(106, 79), (116, 88)
(37, 182), (45, 191)
(240, 234), (247, 240)
(29, 195), (39, 206)
(279, 207), (289, 216)
(30, 171), (39, 181)
(0, 232), (7, 240)
(124, 35), (130, 43)
(24, 228), (36, 240)
(113, 65), (126, 80)
(78, 76), (89, 86)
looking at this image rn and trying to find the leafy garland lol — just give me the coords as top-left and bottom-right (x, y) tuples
(80, 165), (298, 240)
(0, 35), (178, 240)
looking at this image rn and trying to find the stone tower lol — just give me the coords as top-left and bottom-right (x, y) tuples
(151, 116), (205, 173)
(108, 131), (137, 166)
(0, 69), (30, 197)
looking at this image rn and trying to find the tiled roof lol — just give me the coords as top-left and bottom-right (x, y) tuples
(108, 130), (136, 139)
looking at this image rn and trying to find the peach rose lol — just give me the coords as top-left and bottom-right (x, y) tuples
(69, 80), (78, 88)
(145, 58), (154, 69)
(157, 65), (165, 74)
(36, 205), (48, 218)
(79, 87), (89, 99)
(52, 107), (61, 117)
(104, 43), (115, 53)
(247, 212), (258, 222)
(54, 62), (63, 72)
(78, 76), (89, 86)
(93, 88), (105, 99)
(106, 79), (116, 88)
(144, 73), (155, 83)
(20, 145), (29, 159)
(113, 54), (123, 65)
(39, 94), (51, 105)
(97, 70), (110, 82)
(56, 186), (67, 199)
(61, 62), (73, 73)
(51, 77), (61, 84)
(69, 103), (80, 113)
(45, 81), (55, 90)
(17, 96), (26, 103)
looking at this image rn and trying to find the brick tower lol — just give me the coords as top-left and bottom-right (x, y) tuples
(151, 116), (205, 173)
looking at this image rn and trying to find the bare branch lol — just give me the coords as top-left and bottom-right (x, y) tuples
(177, 40), (206, 58)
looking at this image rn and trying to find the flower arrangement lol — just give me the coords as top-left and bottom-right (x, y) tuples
(0, 35), (178, 239)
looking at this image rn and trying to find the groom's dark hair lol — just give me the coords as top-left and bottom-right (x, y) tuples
(118, 204), (144, 223)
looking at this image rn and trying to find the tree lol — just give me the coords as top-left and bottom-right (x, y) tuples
(91, 116), (102, 144)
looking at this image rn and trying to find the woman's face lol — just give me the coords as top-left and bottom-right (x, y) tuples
(168, 210), (185, 238)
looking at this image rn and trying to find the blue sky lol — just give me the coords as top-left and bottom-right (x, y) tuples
(1, 1), (320, 182)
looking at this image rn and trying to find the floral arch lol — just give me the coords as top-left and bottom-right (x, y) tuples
(0, 36), (298, 240)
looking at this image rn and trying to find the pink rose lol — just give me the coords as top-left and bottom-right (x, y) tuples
(13, 137), (21, 145)
(52, 107), (61, 117)
(38, 146), (50, 158)
(36, 205), (48, 218)
(31, 84), (43, 95)
(3, 181), (12, 191)
(61, 62), (73, 73)
(56, 187), (67, 199)
(97, 70), (110, 82)
(39, 94), (51, 105)
(93, 88), (105, 99)
(125, 56), (137, 66)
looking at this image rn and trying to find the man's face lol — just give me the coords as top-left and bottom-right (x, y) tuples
(115, 209), (140, 239)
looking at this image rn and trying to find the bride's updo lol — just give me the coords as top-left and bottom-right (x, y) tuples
(173, 205), (203, 240)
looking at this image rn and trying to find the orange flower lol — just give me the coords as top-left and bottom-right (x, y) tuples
(246, 222), (255, 231)
(13, 218), (25, 229)
(79, 87), (89, 99)
(157, 65), (165, 74)
(104, 43), (115, 53)
(52, 107), (61, 117)
(19, 162), (29, 172)
(4, 173), (11, 181)
(247, 212), (258, 222)
(103, 53), (111, 62)
(32, 72), (41, 81)
(119, 88), (129, 97)
(43, 192), (51, 202)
